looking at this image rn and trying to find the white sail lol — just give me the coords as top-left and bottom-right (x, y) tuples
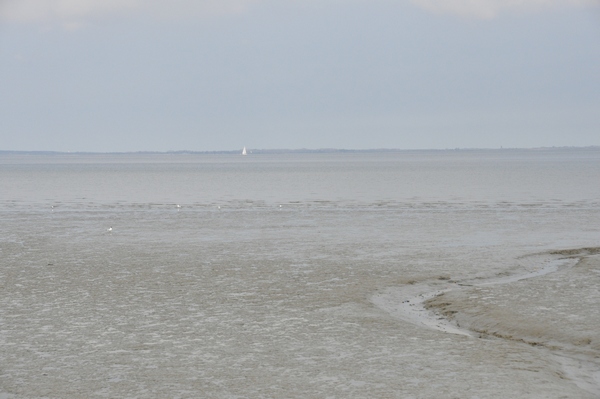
(242, 146), (247, 155)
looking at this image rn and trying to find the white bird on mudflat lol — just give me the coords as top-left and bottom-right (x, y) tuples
(107, 227), (112, 232)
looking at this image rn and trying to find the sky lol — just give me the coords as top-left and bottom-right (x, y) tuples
(1, 0), (599, 152)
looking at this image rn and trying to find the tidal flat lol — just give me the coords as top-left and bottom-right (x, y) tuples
(1, 150), (599, 397)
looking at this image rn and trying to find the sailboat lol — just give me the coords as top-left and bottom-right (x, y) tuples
(242, 146), (247, 155)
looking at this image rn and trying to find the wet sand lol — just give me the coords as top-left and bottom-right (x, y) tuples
(2, 238), (599, 398)
(2, 204), (600, 398)
(374, 248), (600, 397)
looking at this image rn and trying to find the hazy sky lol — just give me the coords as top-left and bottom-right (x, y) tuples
(1, 0), (599, 152)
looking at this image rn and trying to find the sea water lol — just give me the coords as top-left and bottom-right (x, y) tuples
(0, 149), (599, 398)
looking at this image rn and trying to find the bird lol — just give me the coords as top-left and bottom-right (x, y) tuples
(107, 227), (112, 232)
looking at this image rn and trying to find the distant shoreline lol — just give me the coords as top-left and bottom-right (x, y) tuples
(1, 146), (599, 156)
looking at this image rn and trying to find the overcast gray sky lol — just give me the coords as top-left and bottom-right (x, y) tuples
(1, 0), (599, 152)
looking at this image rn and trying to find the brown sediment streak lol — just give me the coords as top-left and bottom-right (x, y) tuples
(549, 247), (600, 257)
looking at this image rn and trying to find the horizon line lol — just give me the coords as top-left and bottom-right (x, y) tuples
(1, 145), (599, 155)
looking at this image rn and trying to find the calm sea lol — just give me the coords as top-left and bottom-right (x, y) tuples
(1, 149), (599, 398)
